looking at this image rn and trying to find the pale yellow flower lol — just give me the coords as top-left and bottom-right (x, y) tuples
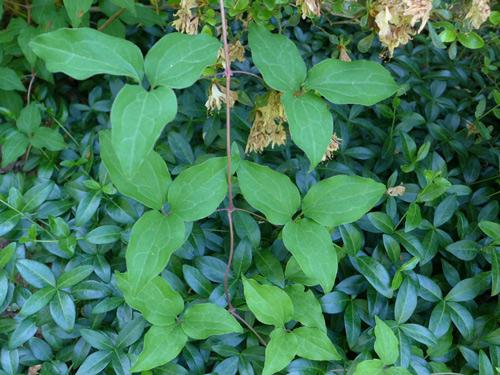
(205, 82), (238, 113)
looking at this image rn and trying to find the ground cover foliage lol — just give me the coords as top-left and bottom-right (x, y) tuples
(0, 1), (499, 374)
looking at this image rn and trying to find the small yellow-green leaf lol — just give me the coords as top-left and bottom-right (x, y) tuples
(374, 316), (399, 365)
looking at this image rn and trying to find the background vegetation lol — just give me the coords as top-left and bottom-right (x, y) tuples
(0, 0), (499, 374)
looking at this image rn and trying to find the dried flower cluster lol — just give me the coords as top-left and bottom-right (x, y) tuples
(172, 0), (199, 35)
(387, 184), (406, 197)
(297, 0), (322, 19)
(205, 82), (238, 113)
(217, 41), (246, 69)
(465, 0), (491, 29)
(245, 92), (287, 153)
(372, 0), (432, 56)
(321, 133), (342, 161)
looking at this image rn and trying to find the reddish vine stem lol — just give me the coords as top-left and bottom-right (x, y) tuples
(219, 0), (235, 311)
(219, 0), (267, 347)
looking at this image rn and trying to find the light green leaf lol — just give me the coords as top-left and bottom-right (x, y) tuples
(354, 360), (385, 375)
(281, 91), (333, 169)
(126, 210), (185, 291)
(110, 0), (136, 14)
(30, 28), (144, 81)
(293, 327), (342, 361)
(285, 284), (326, 332)
(1, 131), (28, 168)
(263, 328), (297, 375)
(181, 303), (243, 339)
(168, 157), (228, 222)
(63, 0), (93, 27)
(116, 273), (184, 326)
(0, 67), (25, 91)
(31, 127), (66, 151)
(305, 59), (397, 106)
(242, 276), (293, 327)
(237, 160), (300, 225)
(248, 23), (307, 92)
(479, 220), (500, 244)
(457, 32), (485, 49)
(374, 316), (399, 365)
(302, 175), (386, 227)
(145, 33), (220, 89)
(99, 130), (171, 210)
(111, 84), (177, 176)
(131, 324), (187, 372)
(352, 256), (393, 298)
(16, 103), (41, 134)
(283, 218), (338, 293)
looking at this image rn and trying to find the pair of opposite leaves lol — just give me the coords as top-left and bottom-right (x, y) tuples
(30, 23), (398, 182)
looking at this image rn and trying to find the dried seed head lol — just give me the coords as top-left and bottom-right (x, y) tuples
(245, 92), (287, 154)
(321, 133), (342, 161)
(387, 184), (406, 197)
(465, 0), (491, 29)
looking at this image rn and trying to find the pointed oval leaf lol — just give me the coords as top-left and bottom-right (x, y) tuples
(168, 157), (228, 221)
(111, 84), (177, 176)
(374, 316), (399, 365)
(75, 351), (113, 375)
(283, 218), (338, 293)
(116, 273), (184, 326)
(30, 28), (144, 81)
(281, 91), (333, 169)
(99, 130), (171, 210)
(242, 277), (293, 327)
(302, 175), (385, 227)
(16, 259), (56, 288)
(237, 160), (300, 225)
(263, 328), (298, 375)
(145, 33), (220, 89)
(293, 327), (341, 361)
(19, 287), (56, 317)
(305, 59), (397, 105)
(49, 291), (76, 331)
(285, 284), (326, 332)
(351, 256), (393, 298)
(126, 211), (186, 290)
(248, 23), (307, 92)
(131, 324), (187, 372)
(181, 303), (243, 339)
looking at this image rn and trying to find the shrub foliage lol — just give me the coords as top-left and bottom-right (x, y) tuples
(0, 1), (499, 375)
